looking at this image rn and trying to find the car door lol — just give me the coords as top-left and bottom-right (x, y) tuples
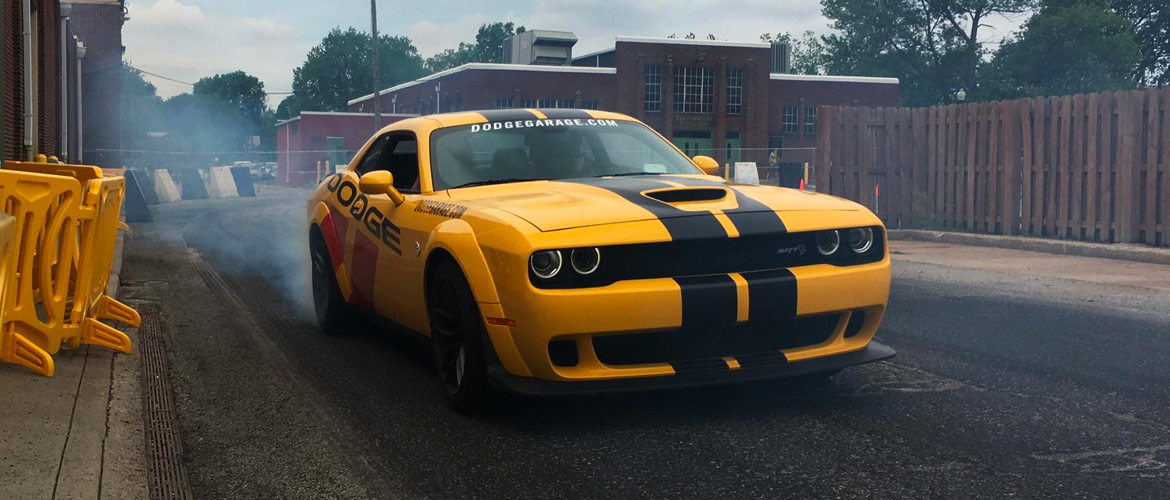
(345, 132), (426, 326)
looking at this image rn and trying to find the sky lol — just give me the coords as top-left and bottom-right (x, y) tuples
(123, 0), (1030, 107)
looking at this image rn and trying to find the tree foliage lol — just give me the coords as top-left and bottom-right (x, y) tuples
(820, 0), (1034, 106)
(760, 31), (830, 75)
(193, 71), (267, 127)
(120, 64), (165, 152)
(984, 0), (1141, 99)
(292, 27), (427, 112)
(425, 22), (526, 72)
(1111, 0), (1169, 86)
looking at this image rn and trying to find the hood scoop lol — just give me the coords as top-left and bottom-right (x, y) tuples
(644, 187), (729, 204)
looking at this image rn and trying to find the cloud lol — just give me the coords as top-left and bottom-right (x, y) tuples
(124, 0), (310, 106)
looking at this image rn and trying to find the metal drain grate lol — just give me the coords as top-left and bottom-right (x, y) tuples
(139, 303), (194, 500)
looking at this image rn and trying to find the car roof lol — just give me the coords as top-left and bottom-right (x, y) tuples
(374, 109), (638, 136)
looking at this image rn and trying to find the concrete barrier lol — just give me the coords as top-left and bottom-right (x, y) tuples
(178, 169), (208, 200)
(230, 166), (256, 197)
(206, 166), (239, 199)
(152, 169), (182, 203)
(122, 170), (153, 223)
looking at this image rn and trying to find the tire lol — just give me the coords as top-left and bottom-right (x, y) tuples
(310, 228), (356, 336)
(427, 258), (492, 412)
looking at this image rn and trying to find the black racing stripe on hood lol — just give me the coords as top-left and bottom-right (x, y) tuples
(476, 109), (539, 122)
(539, 109), (594, 120)
(563, 177), (727, 241)
(663, 176), (787, 236)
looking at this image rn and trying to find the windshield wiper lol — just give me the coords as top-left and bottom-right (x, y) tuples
(451, 178), (545, 189)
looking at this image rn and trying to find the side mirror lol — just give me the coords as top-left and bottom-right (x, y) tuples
(692, 155), (721, 176)
(359, 171), (404, 206)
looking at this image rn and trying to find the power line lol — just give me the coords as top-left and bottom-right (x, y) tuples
(126, 65), (293, 95)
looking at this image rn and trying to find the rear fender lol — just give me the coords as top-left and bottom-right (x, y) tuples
(310, 202), (353, 300)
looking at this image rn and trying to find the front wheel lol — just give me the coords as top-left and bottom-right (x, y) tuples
(427, 259), (492, 412)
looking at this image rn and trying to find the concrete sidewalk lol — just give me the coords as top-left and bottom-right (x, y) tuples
(0, 231), (147, 499)
(891, 239), (1170, 293)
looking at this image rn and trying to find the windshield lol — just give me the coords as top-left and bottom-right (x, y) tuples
(428, 119), (700, 190)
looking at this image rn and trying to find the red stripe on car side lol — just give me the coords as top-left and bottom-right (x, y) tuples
(320, 211), (346, 271)
(350, 230), (380, 308)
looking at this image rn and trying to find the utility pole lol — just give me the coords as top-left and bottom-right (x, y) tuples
(370, 0), (382, 131)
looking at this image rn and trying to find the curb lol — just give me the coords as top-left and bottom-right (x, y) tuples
(888, 230), (1170, 266)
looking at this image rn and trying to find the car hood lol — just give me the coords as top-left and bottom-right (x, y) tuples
(445, 175), (862, 232)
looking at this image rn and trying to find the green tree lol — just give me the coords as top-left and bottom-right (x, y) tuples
(120, 64), (165, 152)
(161, 93), (253, 162)
(820, 0), (1035, 106)
(984, 0), (1141, 99)
(425, 22), (526, 71)
(760, 31), (829, 75)
(193, 71), (267, 126)
(275, 95), (301, 121)
(1111, 0), (1169, 86)
(292, 27), (427, 111)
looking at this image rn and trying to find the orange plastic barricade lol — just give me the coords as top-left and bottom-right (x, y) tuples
(0, 161), (140, 377)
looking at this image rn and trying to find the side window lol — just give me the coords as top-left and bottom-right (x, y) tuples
(353, 133), (420, 192)
(355, 135), (392, 176)
(387, 138), (420, 192)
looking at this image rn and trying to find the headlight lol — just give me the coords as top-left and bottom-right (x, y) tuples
(530, 250), (563, 279)
(846, 227), (874, 253)
(570, 248), (601, 275)
(815, 230), (840, 255)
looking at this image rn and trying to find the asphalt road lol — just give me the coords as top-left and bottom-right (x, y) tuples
(121, 187), (1170, 498)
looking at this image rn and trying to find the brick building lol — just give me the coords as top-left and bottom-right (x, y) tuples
(1, 0), (125, 165)
(344, 35), (898, 173)
(275, 111), (415, 186)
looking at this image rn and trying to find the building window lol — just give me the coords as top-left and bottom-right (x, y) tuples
(644, 65), (662, 112)
(674, 67), (715, 114)
(768, 136), (784, 158)
(519, 98), (537, 108)
(782, 106), (799, 134)
(804, 107), (818, 135)
(495, 98), (513, 109)
(726, 69), (743, 114)
(580, 100), (598, 110)
(559, 99), (576, 109)
(538, 98), (557, 108)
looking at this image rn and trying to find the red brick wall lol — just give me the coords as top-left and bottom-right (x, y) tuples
(69, 2), (124, 166)
(3, 0), (24, 160)
(38, 0), (60, 157)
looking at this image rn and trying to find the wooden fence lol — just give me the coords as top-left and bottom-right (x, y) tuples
(815, 87), (1170, 247)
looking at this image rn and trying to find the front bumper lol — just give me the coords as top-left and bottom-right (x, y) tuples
(486, 340), (895, 396)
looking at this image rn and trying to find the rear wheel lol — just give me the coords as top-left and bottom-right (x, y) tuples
(428, 259), (492, 412)
(310, 228), (355, 336)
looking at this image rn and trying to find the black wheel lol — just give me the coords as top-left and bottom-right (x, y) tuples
(310, 228), (356, 336)
(427, 259), (492, 412)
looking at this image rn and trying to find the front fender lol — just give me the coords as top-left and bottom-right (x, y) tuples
(424, 219), (533, 377)
(423, 218), (500, 304)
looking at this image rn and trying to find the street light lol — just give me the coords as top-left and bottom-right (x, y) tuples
(956, 89), (967, 102)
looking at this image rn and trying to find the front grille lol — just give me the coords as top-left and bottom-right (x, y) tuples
(531, 226), (884, 289)
(592, 313), (841, 367)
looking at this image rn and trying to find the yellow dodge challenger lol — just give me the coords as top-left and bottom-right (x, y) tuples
(306, 109), (893, 410)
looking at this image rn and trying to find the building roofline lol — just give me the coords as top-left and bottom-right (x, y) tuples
(615, 36), (771, 49)
(275, 111), (419, 127)
(571, 47), (616, 62)
(348, 63), (618, 106)
(769, 73), (900, 85)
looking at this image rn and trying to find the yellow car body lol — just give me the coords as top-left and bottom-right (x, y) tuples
(307, 109), (892, 396)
